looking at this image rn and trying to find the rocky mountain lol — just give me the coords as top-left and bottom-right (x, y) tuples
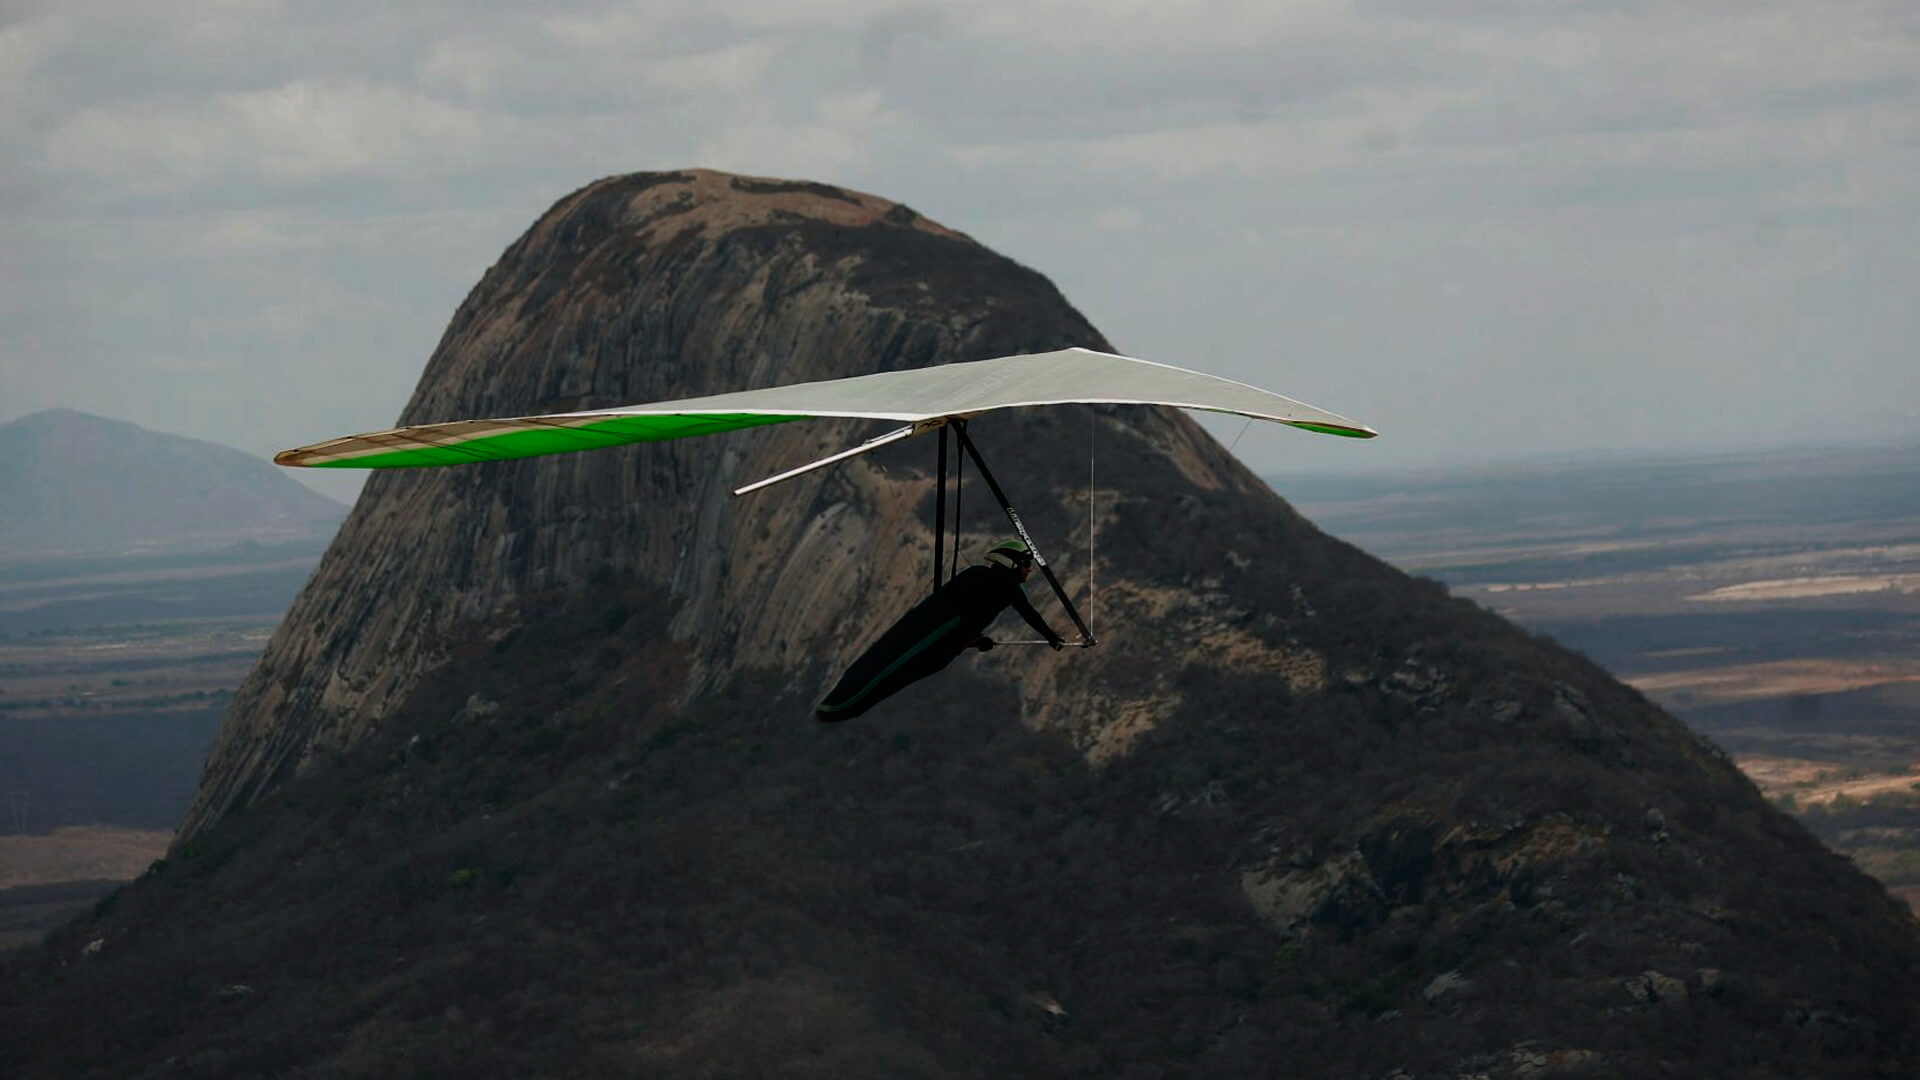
(0, 408), (345, 559)
(4, 170), (1916, 1078)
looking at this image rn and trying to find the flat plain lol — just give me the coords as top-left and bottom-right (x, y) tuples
(0, 545), (312, 947)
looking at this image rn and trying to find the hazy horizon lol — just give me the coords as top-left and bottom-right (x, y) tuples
(6, 400), (1915, 506)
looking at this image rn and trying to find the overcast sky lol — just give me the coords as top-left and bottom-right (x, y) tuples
(3, 0), (1915, 501)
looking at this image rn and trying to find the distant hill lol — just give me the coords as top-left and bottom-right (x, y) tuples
(0, 409), (345, 559)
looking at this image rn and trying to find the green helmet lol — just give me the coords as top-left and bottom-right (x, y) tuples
(983, 539), (1032, 570)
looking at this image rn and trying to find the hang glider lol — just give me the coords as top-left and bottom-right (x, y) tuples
(273, 347), (1376, 474)
(275, 346), (1376, 659)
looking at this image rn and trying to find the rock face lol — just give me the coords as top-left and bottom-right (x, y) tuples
(178, 169), (1256, 838)
(9, 170), (1918, 1078)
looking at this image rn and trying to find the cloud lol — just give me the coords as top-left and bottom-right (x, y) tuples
(0, 4), (74, 155)
(41, 79), (495, 191)
(867, 2), (1451, 145)
(644, 37), (787, 97)
(691, 89), (909, 182)
(416, 35), (522, 103)
(1, 0), (1916, 478)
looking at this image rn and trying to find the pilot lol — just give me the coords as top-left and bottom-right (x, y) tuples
(815, 539), (1067, 721)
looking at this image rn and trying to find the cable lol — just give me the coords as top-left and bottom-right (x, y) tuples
(951, 430), (964, 583)
(1087, 407), (1096, 637)
(1225, 415), (1254, 457)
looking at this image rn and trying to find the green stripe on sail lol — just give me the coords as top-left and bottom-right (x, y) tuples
(1287, 421), (1376, 439)
(310, 412), (811, 468)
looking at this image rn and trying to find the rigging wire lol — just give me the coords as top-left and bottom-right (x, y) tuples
(1087, 406), (1096, 636)
(1224, 415), (1254, 457)
(951, 430), (964, 584)
(1006, 409), (1099, 646)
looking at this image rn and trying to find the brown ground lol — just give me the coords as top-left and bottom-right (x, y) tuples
(1627, 662), (1920, 806)
(0, 828), (172, 951)
(1626, 658), (1920, 707)
(1734, 757), (1920, 807)
(0, 826), (173, 890)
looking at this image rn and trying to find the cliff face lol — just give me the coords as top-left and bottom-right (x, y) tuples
(180, 169), (1250, 838)
(13, 170), (1917, 1078)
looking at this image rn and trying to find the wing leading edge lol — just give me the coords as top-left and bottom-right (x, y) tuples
(273, 347), (1377, 469)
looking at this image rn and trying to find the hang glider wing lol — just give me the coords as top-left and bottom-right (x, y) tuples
(273, 347), (1376, 470)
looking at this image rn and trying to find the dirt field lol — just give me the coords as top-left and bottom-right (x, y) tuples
(0, 827), (173, 951)
(0, 826), (173, 890)
(1626, 658), (1920, 707)
(1735, 757), (1920, 808)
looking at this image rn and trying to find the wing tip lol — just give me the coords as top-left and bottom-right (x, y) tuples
(1290, 421), (1379, 439)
